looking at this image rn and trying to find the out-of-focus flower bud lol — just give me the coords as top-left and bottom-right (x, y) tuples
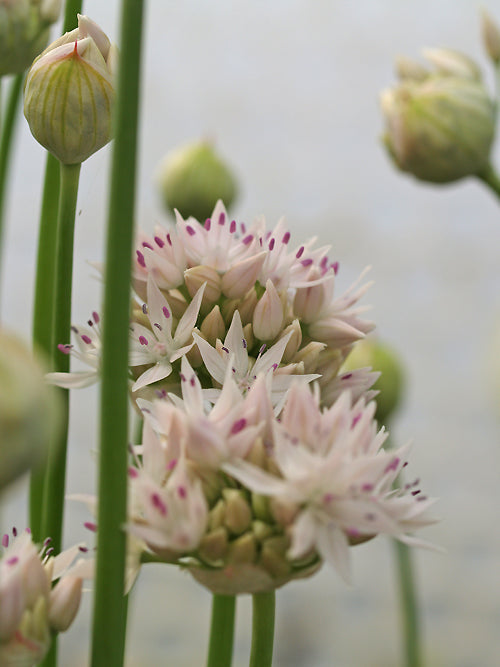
(0, 0), (62, 77)
(252, 279), (285, 341)
(481, 9), (500, 65)
(24, 14), (116, 164)
(222, 489), (252, 536)
(48, 576), (82, 632)
(343, 337), (405, 424)
(221, 252), (266, 300)
(381, 49), (496, 183)
(184, 265), (221, 308)
(157, 140), (238, 221)
(0, 330), (61, 490)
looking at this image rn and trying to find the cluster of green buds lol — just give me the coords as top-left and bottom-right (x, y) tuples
(0, 329), (60, 491)
(156, 140), (238, 222)
(24, 14), (117, 164)
(189, 479), (321, 595)
(0, 0), (61, 77)
(380, 46), (496, 183)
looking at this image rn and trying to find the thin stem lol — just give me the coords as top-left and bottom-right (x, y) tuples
(63, 0), (83, 32)
(37, 161), (80, 667)
(0, 72), (24, 289)
(30, 152), (60, 541)
(40, 162), (81, 553)
(90, 1), (145, 665)
(385, 433), (422, 667)
(206, 595), (236, 667)
(249, 591), (275, 667)
(393, 541), (421, 667)
(476, 163), (500, 202)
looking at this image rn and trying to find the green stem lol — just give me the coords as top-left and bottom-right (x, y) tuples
(0, 72), (24, 287)
(249, 591), (275, 667)
(40, 162), (81, 551)
(206, 595), (236, 667)
(90, 1), (145, 665)
(393, 541), (421, 667)
(38, 161), (80, 667)
(63, 0), (83, 32)
(30, 152), (60, 541)
(476, 163), (500, 202)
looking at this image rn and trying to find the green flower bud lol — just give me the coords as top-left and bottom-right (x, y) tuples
(343, 337), (405, 424)
(198, 527), (228, 565)
(24, 14), (116, 164)
(481, 9), (500, 65)
(0, 0), (61, 77)
(0, 330), (61, 490)
(156, 140), (238, 221)
(222, 489), (252, 535)
(381, 49), (496, 183)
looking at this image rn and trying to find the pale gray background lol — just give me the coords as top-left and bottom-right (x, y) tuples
(2, 1), (500, 665)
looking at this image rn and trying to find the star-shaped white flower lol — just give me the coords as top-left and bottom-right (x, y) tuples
(193, 310), (318, 408)
(129, 274), (205, 392)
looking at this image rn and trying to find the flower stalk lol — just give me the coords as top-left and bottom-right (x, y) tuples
(476, 163), (500, 202)
(40, 161), (81, 555)
(394, 540), (421, 667)
(249, 591), (275, 667)
(206, 594), (236, 667)
(0, 72), (24, 291)
(90, 0), (145, 664)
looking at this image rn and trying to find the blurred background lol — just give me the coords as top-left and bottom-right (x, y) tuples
(2, 1), (500, 665)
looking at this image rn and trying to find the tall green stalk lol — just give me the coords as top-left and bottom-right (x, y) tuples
(394, 541), (421, 667)
(28, 0), (82, 545)
(91, 1), (145, 665)
(30, 152), (60, 540)
(40, 162), (81, 551)
(249, 592), (275, 667)
(0, 72), (24, 285)
(206, 595), (236, 667)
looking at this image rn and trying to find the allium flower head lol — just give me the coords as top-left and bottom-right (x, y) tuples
(225, 383), (438, 582)
(0, 529), (91, 666)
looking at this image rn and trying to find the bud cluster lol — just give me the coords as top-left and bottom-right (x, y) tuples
(0, 530), (91, 665)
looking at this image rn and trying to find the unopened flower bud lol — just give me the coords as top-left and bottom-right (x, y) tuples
(157, 140), (238, 221)
(48, 576), (82, 632)
(226, 532), (257, 565)
(395, 56), (429, 82)
(381, 50), (496, 183)
(422, 47), (481, 80)
(200, 306), (226, 345)
(253, 280), (284, 341)
(481, 9), (500, 65)
(24, 14), (116, 164)
(252, 520), (274, 542)
(184, 265), (221, 309)
(343, 337), (405, 424)
(222, 489), (252, 535)
(279, 319), (302, 362)
(0, 0), (62, 77)
(0, 330), (61, 490)
(209, 499), (226, 531)
(221, 252), (267, 299)
(292, 341), (326, 374)
(198, 527), (228, 564)
(260, 535), (291, 579)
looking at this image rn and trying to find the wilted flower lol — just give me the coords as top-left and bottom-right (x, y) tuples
(157, 140), (238, 221)
(0, 330), (60, 490)
(381, 47), (496, 183)
(0, 529), (91, 666)
(0, 0), (61, 77)
(24, 14), (117, 164)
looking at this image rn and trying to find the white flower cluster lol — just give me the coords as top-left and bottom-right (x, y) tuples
(0, 530), (92, 666)
(50, 201), (436, 594)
